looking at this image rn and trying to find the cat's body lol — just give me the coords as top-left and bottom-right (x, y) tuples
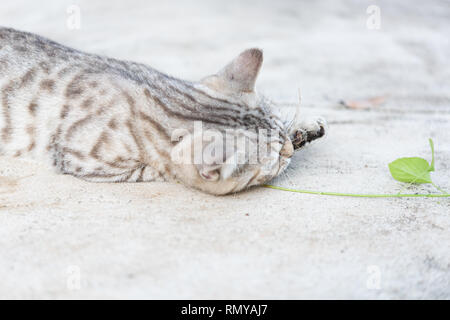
(0, 27), (325, 195)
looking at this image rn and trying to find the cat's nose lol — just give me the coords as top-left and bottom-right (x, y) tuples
(280, 140), (294, 158)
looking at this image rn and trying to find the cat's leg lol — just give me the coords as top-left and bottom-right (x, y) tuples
(289, 117), (327, 150)
(49, 142), (166, 183)
(60, 162), (166, 183)
(57, 155), (167, 183)
(126, 165), (167, 182)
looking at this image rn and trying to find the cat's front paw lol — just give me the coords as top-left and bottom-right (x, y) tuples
(291, 117), (327, 150)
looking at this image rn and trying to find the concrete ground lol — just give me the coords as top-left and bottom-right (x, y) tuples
(0, 0), (449, 299)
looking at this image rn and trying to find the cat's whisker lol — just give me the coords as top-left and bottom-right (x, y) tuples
(283, 88), (302, 133)
(281, 168), (294, 185)
(285, 116), (295, 131)
(294, 88), (302, 127)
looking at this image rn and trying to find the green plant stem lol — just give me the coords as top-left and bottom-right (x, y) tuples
(431, 182), (447, 194)
(263, 184), (450, 198)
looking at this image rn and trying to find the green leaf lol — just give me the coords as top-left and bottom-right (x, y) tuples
(429, 138), (435, 172)
(388, 157), (432, 184)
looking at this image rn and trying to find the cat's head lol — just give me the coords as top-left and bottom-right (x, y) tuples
(171, 48), (295, 195)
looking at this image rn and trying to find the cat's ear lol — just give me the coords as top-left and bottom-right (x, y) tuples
(202, 48), (263, 94)
(197, 158), (237, 182)
(196, 134), (237, 182)
(171, 129), (238, 182)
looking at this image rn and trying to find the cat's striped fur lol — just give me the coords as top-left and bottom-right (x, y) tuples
(0, 27), (325, 195)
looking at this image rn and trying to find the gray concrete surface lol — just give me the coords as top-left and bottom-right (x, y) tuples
(0, 0), (449, 299)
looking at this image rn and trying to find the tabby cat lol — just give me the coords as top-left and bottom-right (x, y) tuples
(0, 27), (325, 195)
